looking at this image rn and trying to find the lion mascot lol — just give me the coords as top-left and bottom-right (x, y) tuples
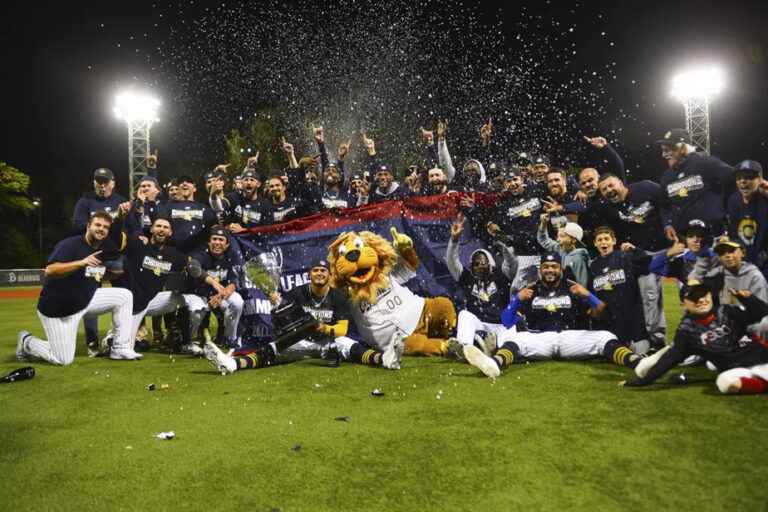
(327, 227), (456, 356)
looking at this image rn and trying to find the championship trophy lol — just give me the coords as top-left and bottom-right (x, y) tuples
(244, 253), (318, 351)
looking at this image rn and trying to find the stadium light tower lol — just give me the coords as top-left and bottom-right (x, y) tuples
(113, 90), (160, 192)
(670, 66), (724, 154)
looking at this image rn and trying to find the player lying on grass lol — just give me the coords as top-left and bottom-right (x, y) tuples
(623, 282), (768, 394)
(203, 258), (403, 374)
(463, 252), (641, 379)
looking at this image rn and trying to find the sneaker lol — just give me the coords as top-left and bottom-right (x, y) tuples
(478, 332), (497, 356)
(446, 337), (466, 362)
(87, 342), (100, 358)
(382, 332), (404, 370)
(464, 345), (501, 379)
(204, 341), (237, 375)
(91, 329), (115, 358)
(16, 331), (31, 361)
(109, 348), (144, 360)
(180, 343), (204, 356)
(635, 345), (671, 378)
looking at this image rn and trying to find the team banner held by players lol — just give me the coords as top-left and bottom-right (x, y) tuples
(235, 193), (498, 298)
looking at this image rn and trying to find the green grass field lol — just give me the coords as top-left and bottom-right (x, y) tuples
(2, 284), (767, 511)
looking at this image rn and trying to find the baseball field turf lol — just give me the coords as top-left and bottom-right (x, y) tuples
(1, 284), (767, 512)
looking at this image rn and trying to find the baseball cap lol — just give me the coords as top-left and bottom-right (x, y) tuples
(733, 160), (763, 179)
(683, 219), (707, 237)
(177, 175), (196, 185)
(503, 168), (520, 180)
(349, 173), (363, 182)
(679, 280), (712, 302)
(563, 222), (584, 242)
(209, 225), (230, 241)
(713, 235), (743, 255)
(515, 152), (532, 166)
(376, 164), (392, 175)
(310, 258), (330, 270)
(532, 155), (550, 166)
(241, 169), (261, 180)
(655, 128), (692, 146)
(93, 168), (114, 182)
(541, 252), (562, 265)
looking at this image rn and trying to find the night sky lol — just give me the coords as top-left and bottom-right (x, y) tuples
(2, 0), (767, 206)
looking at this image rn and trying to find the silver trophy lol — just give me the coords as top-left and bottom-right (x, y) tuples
(244, 252), (317, 350)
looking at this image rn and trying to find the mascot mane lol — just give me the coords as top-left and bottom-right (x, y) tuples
(327, 231), (398, 304)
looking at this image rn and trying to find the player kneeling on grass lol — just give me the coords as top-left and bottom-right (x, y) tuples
(184, 226), (244, 350)
(445, 214), (517, 359)
(464, 252), (641, 378)
(203, 259), (403, 375)
(17, 212), (138, 364)
(623, 282), (768, 393)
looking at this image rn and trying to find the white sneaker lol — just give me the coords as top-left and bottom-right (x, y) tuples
(464, 345), (501, 379)
(478, 332), (497, 356)
(204, 341), (237, 375)
(16, 331), (31, 361)
(180, 343), (204, 356)
(382, 332), (404, 370)
(109, 348), (144, 360)
(635, 345), (671, 378)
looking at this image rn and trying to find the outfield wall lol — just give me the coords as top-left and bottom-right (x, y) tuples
(0, 269), (44, 287)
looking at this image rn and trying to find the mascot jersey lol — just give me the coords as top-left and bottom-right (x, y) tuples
(349, 263), (425, 344)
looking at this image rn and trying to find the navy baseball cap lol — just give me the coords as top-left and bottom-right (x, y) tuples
(540, 252), (562, 265)
(679, 280), (712, 302)
(733, 160), (763, 179)
(241, 169), (262, 180)
(93, 168), (114, 182)
(310, 258), (329, 270)
(683, 219), (708, 237)
(532, 155), (550, 166)
(376, 165), (393, 174)
(177, 175), (196, 185)
(655, 128), (692, 146)
(209, 225), (230, 241)
(515, 152), (532, 166)
(349, 173), (363, 181)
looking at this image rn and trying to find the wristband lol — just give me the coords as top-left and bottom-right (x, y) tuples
(586, 292), (601, 309)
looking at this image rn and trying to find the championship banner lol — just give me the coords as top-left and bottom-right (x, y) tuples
(234, 192), (498, 297)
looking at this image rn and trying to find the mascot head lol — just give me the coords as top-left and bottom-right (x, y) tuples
(328, 231), (397, 304)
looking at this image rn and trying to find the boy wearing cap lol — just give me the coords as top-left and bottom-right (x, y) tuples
(185, 227), (244, 350)
(624, 282), (768, 394)
(689, 236), (768, 307)
(655, 128), (733, 242)
(649, 219), (713, 283)
(462, 252), (642, 379)
(536, 213), (590, 286)
(727, 160), (768, 271)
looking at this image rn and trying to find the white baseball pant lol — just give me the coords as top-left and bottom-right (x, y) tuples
(500, 329), (616, 360)
(129, 291), (184, 345)
(184, 292), (244, 344)
(456, 310), (516, 347)
(716, 363), (768, 394)
(23, 288), (134, 366)
(275, 336), (358, 363)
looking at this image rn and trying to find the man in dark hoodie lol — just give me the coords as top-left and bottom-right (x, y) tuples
(656, 128), (733, 242)
(445, 214), (516, 357)
(356, 133), (409, 204)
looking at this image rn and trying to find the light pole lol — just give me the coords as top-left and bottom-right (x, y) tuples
(670, 66), (724, 154)
(113, 90), (160, 193)
(32, 198), (42, 262)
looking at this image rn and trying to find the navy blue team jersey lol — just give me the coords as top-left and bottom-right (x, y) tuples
(188, 248), (239, 297)
(458, 268), (512, 324)
(37, 235), (118, 318)
(519, 281), (592, 332)
(158, 200), (216, 253)
(123, 236), (187, 313)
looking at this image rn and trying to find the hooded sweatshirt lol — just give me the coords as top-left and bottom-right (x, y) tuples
(689, 257), (768, 306)
(446, 238), (514, 323)
(536, 224), (590, 286)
